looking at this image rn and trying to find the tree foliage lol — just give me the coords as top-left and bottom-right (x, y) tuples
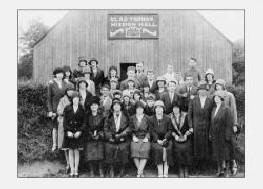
(18, 20), (49, 80)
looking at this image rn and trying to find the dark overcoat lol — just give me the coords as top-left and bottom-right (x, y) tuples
(149, 115), (174, 166)
(90, 68), (105, 95)
(209, 105), (233, 162)
(83, 113), (105, 161)
(188, 96), (213, 160)
(62, 105), (85, 149)
(104, 112), (131, 165)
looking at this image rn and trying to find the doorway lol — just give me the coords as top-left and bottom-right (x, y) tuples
(119, 63), (137, 82)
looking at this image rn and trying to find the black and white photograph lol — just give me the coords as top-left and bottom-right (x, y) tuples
(17, 9), (245, 178)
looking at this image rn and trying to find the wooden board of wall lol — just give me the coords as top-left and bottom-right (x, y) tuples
(33, 10), (232, 83)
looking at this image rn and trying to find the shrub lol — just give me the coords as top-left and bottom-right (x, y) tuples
(17, 81), (61, 164)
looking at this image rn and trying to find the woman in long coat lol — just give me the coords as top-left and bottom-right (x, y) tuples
(83, 96), (105, 177)
(130, 101), (151, 177)
(169, 99), (193, 177)
(188, 83), (213, 169)
(47, 67), (69, 151)
(214, 79), (240, 175)
(104, 98), (131, 177)
(62, 92), (85, 177)
(56, 87), (75, 173)
(209, 90), (233, 177)
(150, 100), (174, 177)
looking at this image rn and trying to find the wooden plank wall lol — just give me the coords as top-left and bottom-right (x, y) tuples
(33, 10), (232, 83)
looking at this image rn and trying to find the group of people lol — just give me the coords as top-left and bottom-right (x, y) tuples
(47, 56), (241, 178)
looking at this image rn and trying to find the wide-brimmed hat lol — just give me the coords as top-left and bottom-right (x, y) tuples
(154, 100), (165, 108)
(78, 56), (88, 66)
(215, 79), (226, 90)
(77, 79), (89, 88)
(88, 58), (99, 65)
(101, 84), (110, 90)
(156, 76), (166, 84)
(112, 90), (122, 97)
(53, 67), (64, 76)
(112, 97), (122, 105)
(205, 68), (214, 76)
(90, 96), (100, 106)
(168, 78), (178, 85)
(133, 89), (141, 97)
(146, 93), (156, 101)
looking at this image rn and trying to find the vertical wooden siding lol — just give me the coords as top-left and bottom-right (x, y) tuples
(33, 10), (232, 83)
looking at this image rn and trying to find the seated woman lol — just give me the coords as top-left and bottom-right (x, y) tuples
(62, 92), (85, 177)
(169, 99), (193, 177)
(83, 96), (105, 177)
(104, 98), (131, 177)
(129, 101), (151, 177)
(209, 90), (233, 177)
(150, 100), (174, 177)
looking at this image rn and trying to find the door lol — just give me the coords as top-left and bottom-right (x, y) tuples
(119, 63), (137, 82)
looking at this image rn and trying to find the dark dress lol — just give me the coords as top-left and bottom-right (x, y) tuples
(188, 96), (213, 161)
(62, 105), (85, 150)
(130, 115), (151, 159)
(104, 112), (131, 165)
(150, 115), (174, 166)
(170, 113), (193, 166)
(79, 90), (93, 113)
(83, 113), (105, 161)
(209, 105), (233, 162)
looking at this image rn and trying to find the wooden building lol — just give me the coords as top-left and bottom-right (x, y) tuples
(33, 10), (233, 83)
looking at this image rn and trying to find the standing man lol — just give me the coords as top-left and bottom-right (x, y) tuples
(179, 74), (198, 102)
(89, 58), (105, 95)
(142, 70), (158, 94)
(160, 79), (179, 114)
(135, 61), (147, 89)
(184, 57), (202, 87)
(120, 66), (140, 91)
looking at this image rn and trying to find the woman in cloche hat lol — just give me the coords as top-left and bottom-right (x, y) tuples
(104, 98), (131, 177)
(62, 92), (85, 177)
(209, 90), (233, 177)
(214, 79), (240, 176)
(188, 81), (214, 171)
(150, 100), (174, 177)
(83, 96), (105, 177)
(130, 101), (151, 177)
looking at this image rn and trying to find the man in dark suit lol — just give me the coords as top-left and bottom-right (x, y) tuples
(89, 58), (105, 95)
(119, 66), (140, 91)
(141, 70), (158, 94)
(135, 61), (148, 88)
(179, 74), (198, 101)
(160, 79), (179, 114)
